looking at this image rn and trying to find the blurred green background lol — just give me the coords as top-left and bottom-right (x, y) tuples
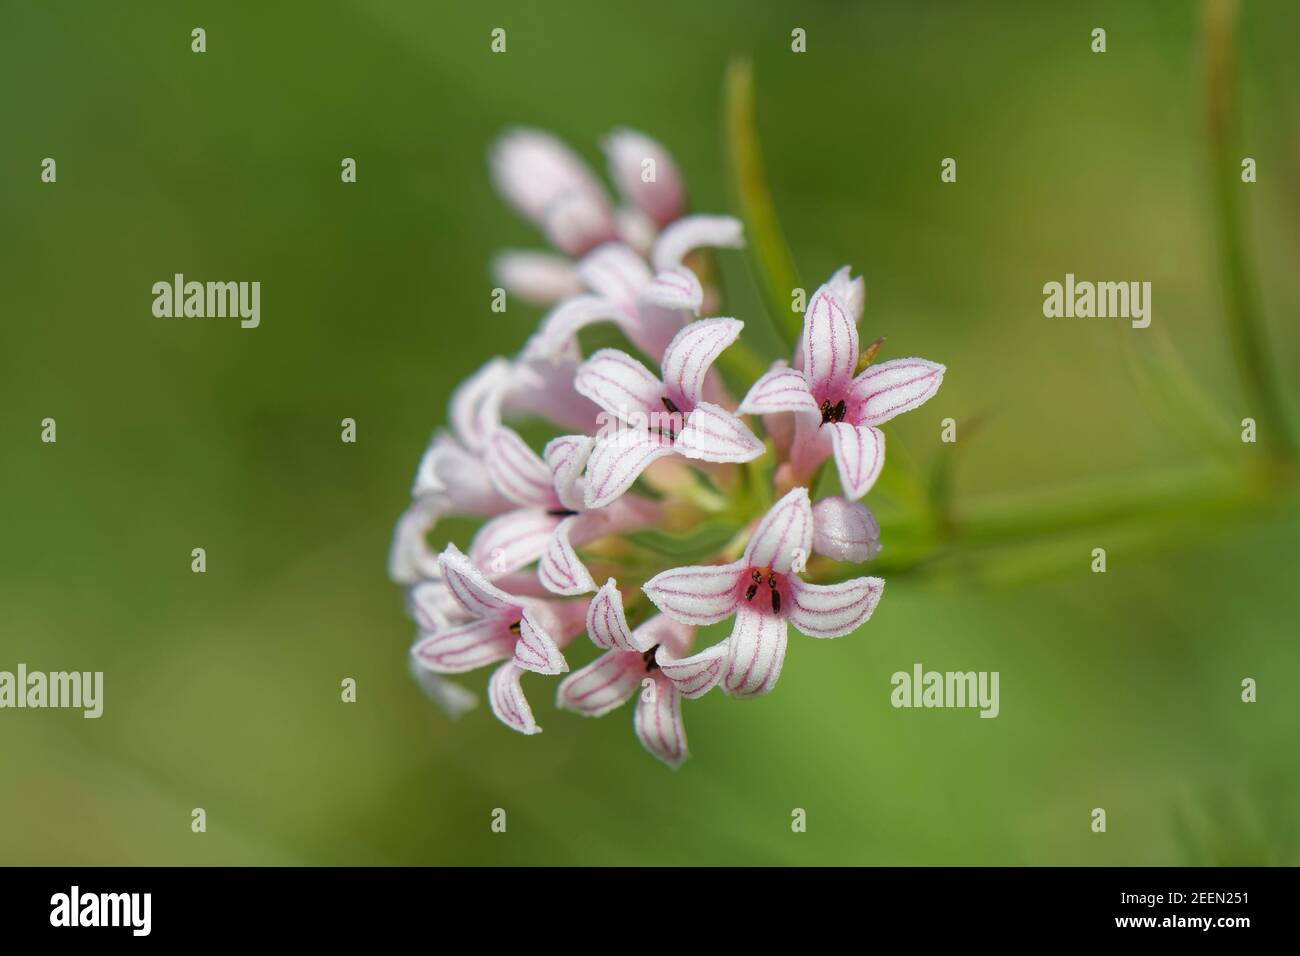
(3, 0), (1299, 865)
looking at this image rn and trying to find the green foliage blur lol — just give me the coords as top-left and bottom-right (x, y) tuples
(2, 0), (1298, 865)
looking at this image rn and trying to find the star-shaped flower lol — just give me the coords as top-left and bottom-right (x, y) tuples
(739, 277), (945, 499)
(411, 544), (588, 734)
(642, 488), (884, 698)
(556, 579), (695, 768)
(574, 317), (764, 509)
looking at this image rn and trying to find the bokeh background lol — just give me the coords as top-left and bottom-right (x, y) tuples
(3, 0), (1298, 865)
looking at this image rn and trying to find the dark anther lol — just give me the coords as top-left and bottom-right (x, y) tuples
(820, 398), (848, 425)
(545, 508), (579, 517)
(508, 620), (522, 634)
(751, 569), (762, 581)
(767, 571), (777, 589)
(657, 396), (680, 442)
(662, 397), (679, 414)
(771, 589), (781, 614)
(642, 645), (661, 673)
(832, 400), (847, 423)
(745, 582), (759, 601)
(819, 399), (833, 423)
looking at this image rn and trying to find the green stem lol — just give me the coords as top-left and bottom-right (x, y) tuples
(724, 57), (804, 349)
(1204, 0), (1296, 461)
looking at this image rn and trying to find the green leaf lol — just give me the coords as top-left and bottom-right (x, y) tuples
(725, 57), (803, 349)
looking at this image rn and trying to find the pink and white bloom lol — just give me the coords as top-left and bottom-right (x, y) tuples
(575, 318), (764, 509)
(811, 496), (882, 563)
(739, 276), (944, 500)
(411, 545), (589, 734)
(472, 427), (660, 594)
(524, 215), (744, 363)
(642, 488), (884, 698)
(556, 579), (695, 768)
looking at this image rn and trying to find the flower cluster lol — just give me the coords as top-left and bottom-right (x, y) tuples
(391, 127), (945, 767)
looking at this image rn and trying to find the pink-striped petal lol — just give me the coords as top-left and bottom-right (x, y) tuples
(408, 654), (479, 718)
(556, 648), (644, 717)
(656, 640), (725, 699)
(721, 605), (788, 697)
(388, 495), (446, 585)
(801, 285), (858, 399)
(449, 358), (511, 453)
(642, 561), (743, 626)
(787, 575), (884, 639)
(673, 402), (763, 463)
(582, 432), (675, 509)
(603, 128), (685, 228)
(412, 618), (516, 674)
(660, 318), (743, 410)
(634, 673), (688, 768)
(485, 427), (560, 508)
(651, 214), (743, 272)
(538, 515), (597, 596)
(490, 250), (584, 307)
(543, 434), (593, 513)
(541, 190), (618, 257)
(490, 128), (606, 224)
(526, 295), (632, 360)
(488, 662), (541, 735)
(827, 265), (865, 325)
(848, 358), (946, 426)
(639, 266), (703, 313)
(468, 508), (560, 577)
(635, 614), (695, 660)
(574, 348), (664, 421)
(576, 242), (652, 307)
(513, 608), (569, 675)
(743, 487), (813, 574)
(408, 579), (461, 631)
(827, 422), (886, 500)
(811, 496), (882, 563)
(438, 544), (521, 617)
(586, 578), (645, 651)
(737, 362), (820, 416)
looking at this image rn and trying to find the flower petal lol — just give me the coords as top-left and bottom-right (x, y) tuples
(576, 242), (652, 307)
(603, 128), (685, 228)
(674, 402), (764, 463)
(543, 434), (594, 513)
(449, 358), (511, 453)
(538, 515), (597, 596)
(826, 422), (886, 500)
(408, 578), (461, 631)
(656, 640), (725, 699)
(542, 191), (618, 256)
(848, 358), (946, 426)
(743, 486), (813, 574)
(490, 250), (584, 307)
(586, 578), (647, 651)
(417, 434), (514, 515)
(786, 576), (884, 638)
(737, 361), (820, 416)
(651, 214), (743, 272)
(827, 265), (865, 325)
(811, 496), (882, 563)
(469, 508), (560, 577)
(388, 495), (446, 585)
(638, 266), (703, 313)
(722, 605), (788, 697)
(801, 285), (858, 399)
(556, 649), (644, 717)
(642, 561), (743, 625)
(660, 317), (743, 410)
(408, 654), (478, 718)
(412, 618), (516, 674)
(582, 431), (675, 510)
(526, 295), (631, 360)
(488, 662), (541, 735)
(490, 127), (606, 225)
(438, 543), (520, 617)
(574, 348), (664, 421)
(513, 608), (569, 674)
(485, 427), (560, 508)
(634, 674), (688, 768)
